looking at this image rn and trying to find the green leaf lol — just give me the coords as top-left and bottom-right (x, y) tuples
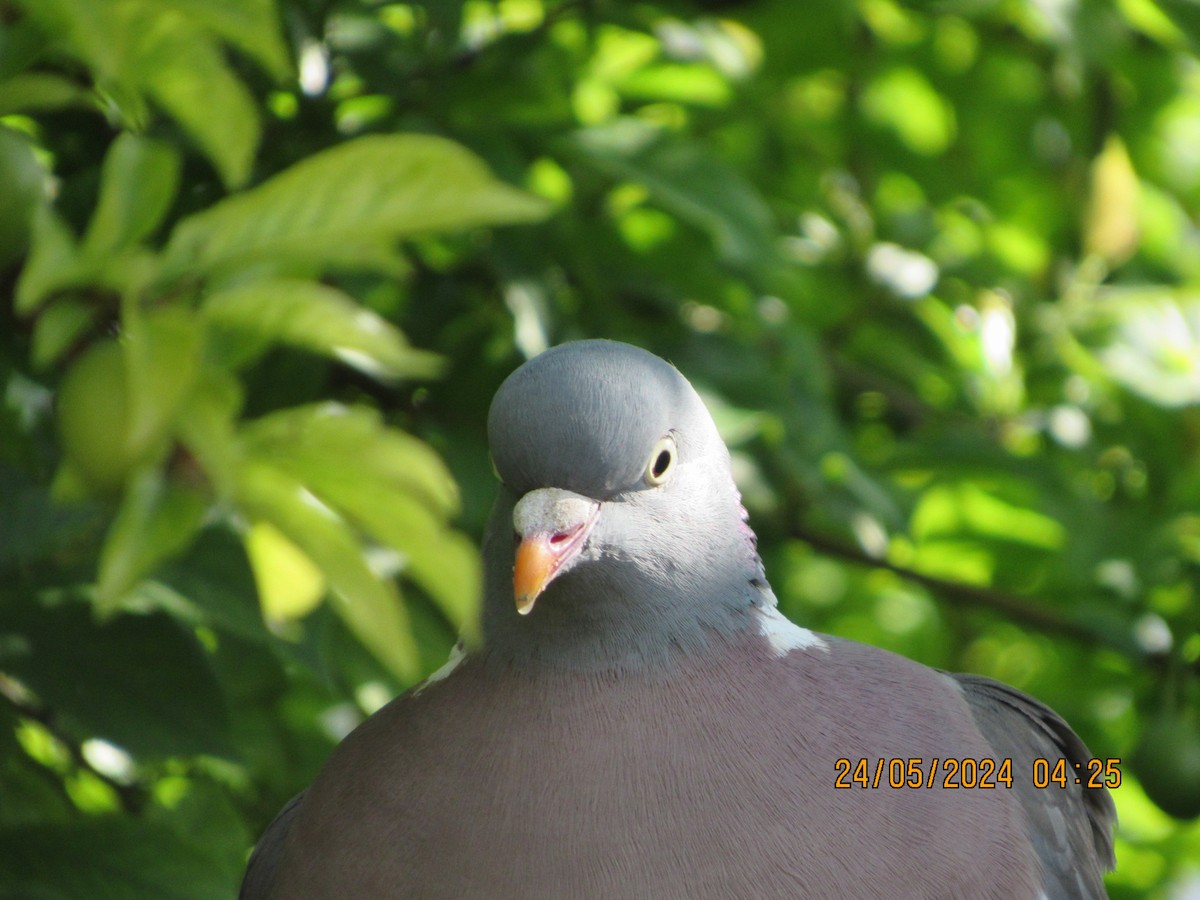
(16, 0), (138, 90)
(50, 311), (205, 499)
(1083, 134), (1139, 266)
(911, 483), (1065, 550)
(163, 134), (551, 279)
(1094, 291), (1200, 406)
(95, 471), (208, 614)
(30, 299), (99, 369)
(0, 126), (48, 270)
(617, 63), (733, 106)
(0, 708), (74, 827)
(173, 369), (243, 499)
(234, 460), (420, 682)
(565, 119), (776, 266)
(148, 780), (252, 884)
(0, 72), (90, 117)
(243, 520), (327, 622)
(155, 529), (270, 643)
(353, 503), (481, 641)
(240, 404), (459, 515)
(0, 603), (231, 758)
(0, 15), (51, 80)
(137, 24), (260, 188)
(156, 0), (291, 81)
(14, 205), (81, 316)
(82, 133), (181, 258)
(0, 817), (241, 900)
(861, 66), (956, 156)
(239, 404), (478, 636)
(16, 0), (280, 187)
(202, 278), (442, 380)
(122, 308), (205, 455)
(1155, 0), (1200, 47)
(0, 468), (102, 567)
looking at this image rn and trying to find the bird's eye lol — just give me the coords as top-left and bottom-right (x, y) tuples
(644, 436), (677, 486)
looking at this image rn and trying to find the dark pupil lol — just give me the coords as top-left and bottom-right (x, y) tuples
(652, 449), (672, 478)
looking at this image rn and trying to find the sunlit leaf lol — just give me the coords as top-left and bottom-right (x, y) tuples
(617, 63), (732, 106)
(13, 0), (283, 186)
(202, 279), (441, 380)
(343, 496), (481, 641)
(861, 66), (955, 156)
(164, 134), (551, 279)
(1084, 134), (1140, 266)
(138, 24), (260, 188)
(243, 520), (327, 623)
(1093, 290), (1200, 406)
(238, 404), (477, 637)
(905, 538), (994, 585)
(1154, 0), (1200, 47)
(154, 529), (270, 642)
(234, 460), (420, 682)
(239, 404), (458, 514)
(0, 722), (75, 827)
(911, 483), (1065, 549)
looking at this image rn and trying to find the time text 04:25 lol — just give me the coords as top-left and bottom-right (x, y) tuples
(833, 757), (1122, 790)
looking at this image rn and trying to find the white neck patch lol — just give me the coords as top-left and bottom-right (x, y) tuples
(754, 605), (827, 657)
(413, 641), (467, 695)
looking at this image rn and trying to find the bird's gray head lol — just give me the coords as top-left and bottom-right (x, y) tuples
(482, 340), (770, 672)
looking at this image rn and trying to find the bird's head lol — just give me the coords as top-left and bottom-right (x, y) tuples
(482, 340), (769, 671)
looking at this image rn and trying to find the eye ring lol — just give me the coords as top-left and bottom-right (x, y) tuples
(644, 436), (677, 486)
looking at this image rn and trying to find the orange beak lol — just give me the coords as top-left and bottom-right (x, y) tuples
(512, 489), (599, 615)
(513, 534), (564, 615)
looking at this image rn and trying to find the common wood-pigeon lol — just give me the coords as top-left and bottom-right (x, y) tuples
(243, 340), (1116, 899)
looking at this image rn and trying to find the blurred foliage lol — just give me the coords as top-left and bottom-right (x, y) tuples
(1, 0), (1199, 895)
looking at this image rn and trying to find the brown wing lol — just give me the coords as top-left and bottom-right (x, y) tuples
(951, 673), (1116, 899)
(240, 792), (304, 900)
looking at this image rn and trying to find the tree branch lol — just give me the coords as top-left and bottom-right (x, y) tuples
(784, 521), (1140, 658)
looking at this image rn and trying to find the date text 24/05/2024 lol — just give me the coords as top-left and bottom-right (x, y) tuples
(833, 757), (1122, 790)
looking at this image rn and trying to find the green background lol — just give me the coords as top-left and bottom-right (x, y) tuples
(1, 0), (1199, 895)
